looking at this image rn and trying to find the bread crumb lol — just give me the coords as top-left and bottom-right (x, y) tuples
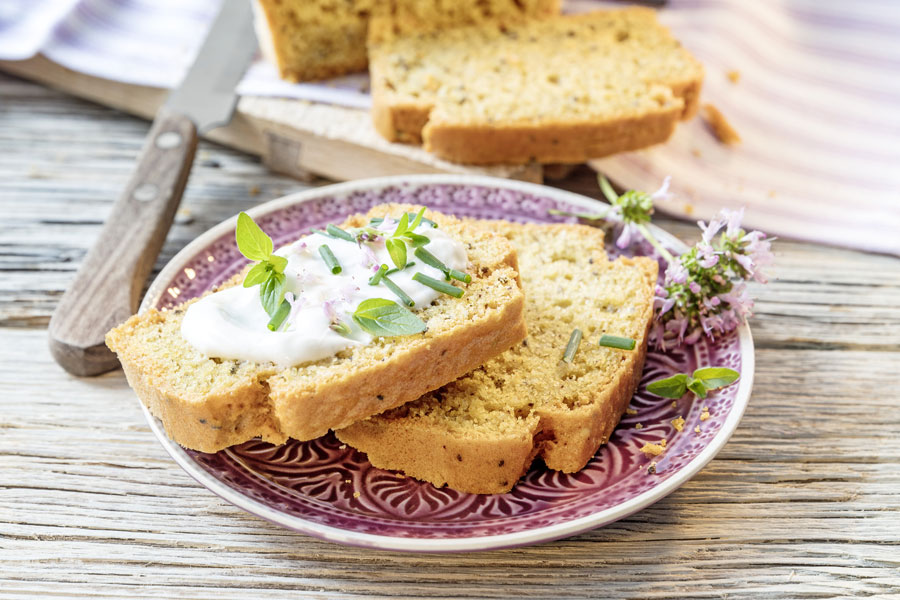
(671, 416), (685, 432)
(647, 461), (657, 474)
(625, 408), (638, 416)
(691, 148), (702, 158)
(700, 413), (710, 421)
(353, 491), (361, 498)
(635, 423), (643, 430)
(727, 69), (741, 84)
(640, 440), (667, 457)
(249, 185), (261, 196)
(683, 203), (694, 216)
(344, 479), (351, 484)
(671, 401), (678, 409)
(339, 444), (347, 450)
(702, 104), (741, 145)
(694, 425), (701, 434)
(768, 190), (777, 198)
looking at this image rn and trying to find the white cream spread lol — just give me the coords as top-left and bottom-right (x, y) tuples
(181, 218), (467, 367)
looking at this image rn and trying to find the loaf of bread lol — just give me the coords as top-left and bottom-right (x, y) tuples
(369, 8), (704, 163)
(254, 0), (558, 82)
(106, 205), (526, 453)
(336, 221), (658, 494)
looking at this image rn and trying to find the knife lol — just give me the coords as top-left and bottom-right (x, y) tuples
(48, 0), (258, 376)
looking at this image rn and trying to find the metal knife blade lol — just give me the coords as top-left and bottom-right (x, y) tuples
(49, 0), (259, 376)
(167, 0), (258, 132)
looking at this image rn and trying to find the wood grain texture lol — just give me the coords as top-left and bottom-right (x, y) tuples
(48, 107), (198, 376)
(0, 56), (542, 185)
(2, 73), (899, 599)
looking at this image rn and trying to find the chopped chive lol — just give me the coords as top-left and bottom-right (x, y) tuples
(267, 300), (291, 331)
(371, 213), (438, 228)
(598, 334), (636, 350)
(381, 275), (414, 307)
(385, 261), (416, 276)
(318, 244), (342, 274)
(412, 272), (464, 298)
(368, 263), (388, 285)
(414, 246), (449, 276)
(448, 268), (471, 284)
(562, 328), (583, 363)
(326, 224), (355, 242)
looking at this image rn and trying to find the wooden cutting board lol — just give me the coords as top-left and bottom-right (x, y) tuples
(0, 55), (542, 184)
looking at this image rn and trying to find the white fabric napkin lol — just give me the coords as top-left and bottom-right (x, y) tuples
(1, 0), (897, 255)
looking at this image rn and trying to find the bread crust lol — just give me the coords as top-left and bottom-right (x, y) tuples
(369, 8), (704, 162)
(422, 105), (683, 165)
(107, 205), (526, 453)
(337, 223), (659, 494)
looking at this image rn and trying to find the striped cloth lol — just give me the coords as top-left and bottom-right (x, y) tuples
(1, 0), (897, 254)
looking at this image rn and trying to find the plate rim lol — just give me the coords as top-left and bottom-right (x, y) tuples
(139, 174), (755, 552)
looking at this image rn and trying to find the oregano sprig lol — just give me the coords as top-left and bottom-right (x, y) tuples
(235, 212), (290, 328)
(383, 207), (430, 269)
(646, 367), (740, 399)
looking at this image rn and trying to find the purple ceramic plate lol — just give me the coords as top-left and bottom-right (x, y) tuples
(139, 175), (754, 552)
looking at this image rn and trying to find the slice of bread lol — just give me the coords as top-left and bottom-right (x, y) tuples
(368, 8), (704, 163)
(106, 205), (526, 453)
(254, 0), (558, 83)
(336, 221), (658, 494)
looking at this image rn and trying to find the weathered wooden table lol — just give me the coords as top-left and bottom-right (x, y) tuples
(2, 72), (898, 599)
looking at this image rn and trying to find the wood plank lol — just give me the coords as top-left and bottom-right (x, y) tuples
(0, 55), (541, 184)
(2, 71), (899, 599)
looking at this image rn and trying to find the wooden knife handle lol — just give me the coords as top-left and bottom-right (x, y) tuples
(49, 107), (198, 376)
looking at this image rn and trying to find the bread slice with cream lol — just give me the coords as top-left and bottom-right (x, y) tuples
(368, 7), (703, 163)
(336, 221), (658, 494)
(253, 0), (558, 82)
(106, 205), (526, 453)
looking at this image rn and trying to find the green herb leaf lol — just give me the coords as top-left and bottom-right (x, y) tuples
(243, 262), (270, 288)
(687, 378), (708, 398)
(259, 272), (286, 317)
(352, 298), (426, 337)
(268, 254), (288, 274)
(386, 238), (407, 269)
(402, 232), (431, 247)
(692, 367), (740, 390)
(646, 374), (690, 399)
(235, 212), (273, 261)
(409, 206), (426, 231)
(393, 212), (410, 237)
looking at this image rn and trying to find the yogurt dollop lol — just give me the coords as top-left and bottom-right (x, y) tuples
(181, 219), (467, 367)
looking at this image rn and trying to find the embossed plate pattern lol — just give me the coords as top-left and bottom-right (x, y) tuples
(139, 175), (754, 552)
